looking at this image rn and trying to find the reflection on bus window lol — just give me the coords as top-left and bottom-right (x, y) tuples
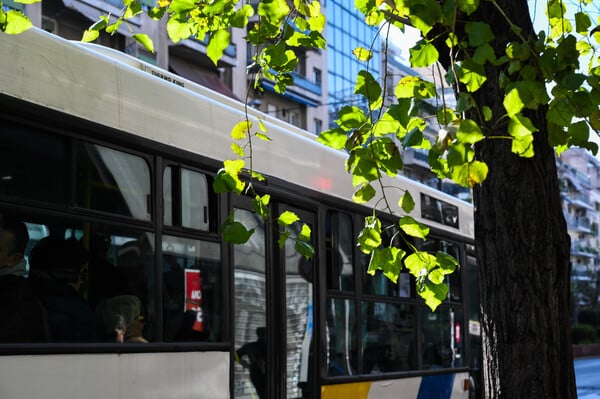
(163, 165), (212, 232)
(75, 143), (151, 221)
(0, 123), (68, 205)
(285, 217), (314, 399)
(326, 298), (357, 376)
(233, 209), (267, 399)
(421, 308), (464, 369)
(326, 211), (354, 292)
(162, 235), (221, 342)
(362, 302), (417, 373)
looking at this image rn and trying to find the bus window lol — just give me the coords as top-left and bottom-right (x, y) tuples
(326, 211), (354, 292)
(163, 165), (213, 232)
(75, 143), (151, 221)
(421, 308), (464, 369)
(326, 297), (357, 376)
(419, 239), (462, 302)
(0, 212), (156, 344)
(233, 209), (267, 399)
(362, 225), (414, 299)
(162, 235), (221, 342)
(362, 301), (417, 373)
(0, 123), (68, 205)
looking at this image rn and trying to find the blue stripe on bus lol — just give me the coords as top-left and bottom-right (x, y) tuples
(416, 373), (455, 399)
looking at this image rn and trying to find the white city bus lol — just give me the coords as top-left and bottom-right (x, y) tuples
(0, 28), (479, 399)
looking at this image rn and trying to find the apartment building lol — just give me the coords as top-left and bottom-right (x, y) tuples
(558, 147), (600, 308)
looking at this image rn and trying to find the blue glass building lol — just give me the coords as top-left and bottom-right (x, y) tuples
(325, 0), (382, 127)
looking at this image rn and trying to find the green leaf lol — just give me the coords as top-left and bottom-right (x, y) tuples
(503, 88), (525, 116)
(465, 22), (494, 46)
(336, 106), (368, 130)
(207, 30), (231, 65)
(400, 191), (415, 213)
(258, 0), (290, 23)
(456, 60), (487, 92)
(399, 216), (430, 239)
(457, 119), (484, 144)
(278, 230), (290, 248)
(232, 120), (252, 140)
(355, 70), (382, 110)
(230, 143), (245, 157)
(395, 76), (437, 99)
(409, 40), (439, 68)
(82, 29), (100, 43)
(298, 223), (311, 242)
(353, 46), (372, 61)
(277, 210), (300, 226)
(317, 128), (347, 149)
(133, 33), (154, 53)
(166, 18), (194, 43)
(457, 0), (479, 15)
(295, 240), (315, 259)
(421, 281), (448, 310)
(358, 216), (382, 254)
(508, 114), (537, 158)
(368, 247), (406, 283)
(575, 12), (592, 34)
(353, 183), (376, 204)
(405, 251), (436, 277)
(213, 168), (245, 195)
(167, 0), (196, 13)
(253, 194), (270, 219)
(123, 1), (142, 18)
(222, 212), (255, 244)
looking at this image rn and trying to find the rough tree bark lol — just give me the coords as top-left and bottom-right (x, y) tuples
(474, 1), (576, 398)
(438, 0), (578, 397)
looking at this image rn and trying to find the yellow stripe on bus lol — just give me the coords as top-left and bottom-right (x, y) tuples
(321, 382), (372, 399)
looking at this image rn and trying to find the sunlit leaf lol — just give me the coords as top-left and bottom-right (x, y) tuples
(277, 210), (300, 226)
(232, 120), (252, 140)
(207, 30), (231, 65)
(353, 183), (376, 204)
(409, 40), (439, 68)
(399, 216), (430, 239)
(133, 33), (154, 53)
(399, 191), (415, 213)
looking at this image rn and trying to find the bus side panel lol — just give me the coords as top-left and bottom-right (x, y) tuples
(0, 351), (229, 399)
(321, 373), (470, 399)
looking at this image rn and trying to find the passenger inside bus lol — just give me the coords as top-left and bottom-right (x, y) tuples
(29, 236), (96, 342)
(96, 295), (147, 343)
(0, 215), (47, 342)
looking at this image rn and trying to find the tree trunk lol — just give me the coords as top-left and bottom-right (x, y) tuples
(466, 0), (577, 397)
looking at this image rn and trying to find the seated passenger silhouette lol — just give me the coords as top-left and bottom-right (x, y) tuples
(0, 215), (47, 342)
(96, 295), (147, 343)
(29, 236), (96, 342)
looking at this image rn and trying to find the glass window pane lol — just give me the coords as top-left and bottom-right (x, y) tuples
(326, 211), (354, 292)
(163, 166), (174, 226)
(285, 218), (314, 399)
(421, 308), (463, 369)
(326, 298), (356, 376)
(233, 209), (267, 399)
(162, 235), (221, 342)
(0, 210), (155, 344)
(420, 239), (462, 302)
(362, 301), (417, 373)
(181, 169), (209, 231)
(76, 143), (151, 221)
(0, 123), (68, 205)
